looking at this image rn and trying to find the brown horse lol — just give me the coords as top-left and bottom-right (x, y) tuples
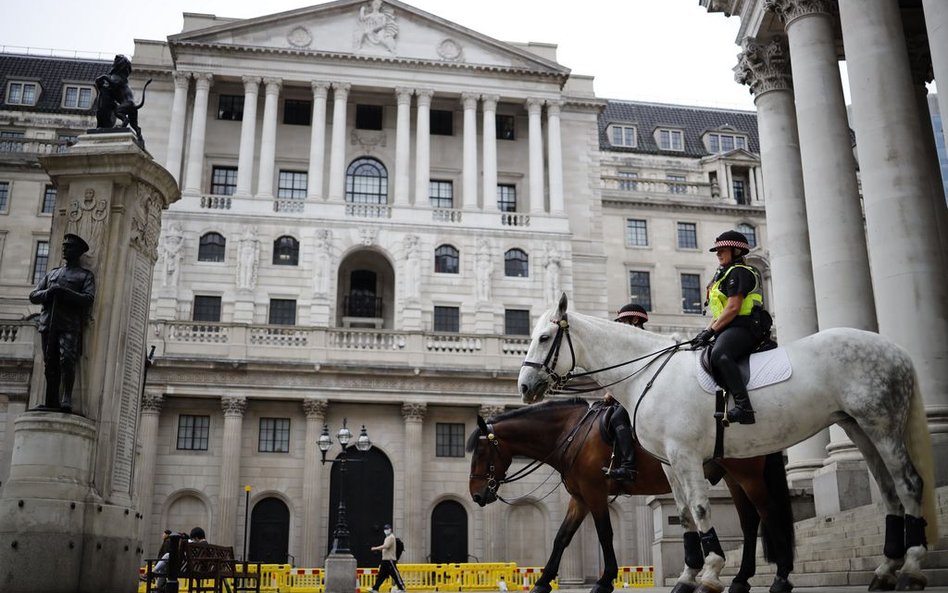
(468, 399), (795, 593)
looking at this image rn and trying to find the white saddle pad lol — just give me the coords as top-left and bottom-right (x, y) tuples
(695, 347), (792, 394)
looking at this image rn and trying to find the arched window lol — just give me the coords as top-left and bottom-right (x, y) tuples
(198, 232), (226, 262)
(273, 236), (299, 266)
(345, 157), (388, 204)
(736, 223), (757, 248)
(504, 248), (529, 278)
(434, 244), (459, 274)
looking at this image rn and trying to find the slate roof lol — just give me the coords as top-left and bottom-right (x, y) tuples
(0, 53), (111, 115)
(599, 99), (760, 158)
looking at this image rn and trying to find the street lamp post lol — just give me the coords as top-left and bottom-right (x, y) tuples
(318, 419), (372, 555)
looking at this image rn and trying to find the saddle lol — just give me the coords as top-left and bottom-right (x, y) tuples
(696, 342), (791, 395)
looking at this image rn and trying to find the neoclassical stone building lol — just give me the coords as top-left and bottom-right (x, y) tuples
(1, 0), (770, 580)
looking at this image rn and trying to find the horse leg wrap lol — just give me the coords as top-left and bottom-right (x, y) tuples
(904, 514), (928, 550)
(700, 528), (725, 561)
(883, 514), (905, 559)
(684, 531), (704, 570)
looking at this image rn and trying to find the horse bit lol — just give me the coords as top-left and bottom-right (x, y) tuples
(521, 314), (576, 390)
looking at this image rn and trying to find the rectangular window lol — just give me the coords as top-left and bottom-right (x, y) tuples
(268, 299), (297, 325)
(436, 422), (465, 457)
(625, 219), (648, 247)
(496, 114), (515, 140)
(733, 179), (747, 205)
(211, 166), (238, 196)
(0, 181), (9, 212)
(433, 306), (460, 333)
(610, 125), (636, 147)
(192, 296), (222, 322)
(681, 273), (703, 314)
(667, 174), (687, 194)
(278, 170), (308, 200)
(677, 222), (698, 249)
(63, 85), (93, 109)
(176, 415), (210, 451)
(259, 418), (290, 453)
(618, 170), (638, 191)
(0, 131), (25, 138)
(283, 99), (312, 126)
(497, 184), (516, 212)
(430, 109), (453, 136)
(6, 82), (38, 106)
(356, 104), (383, 130)
(708, 132), (748, 153)
(658, 129), (684, 151)
(504, 309), (531, 336)
(629, 271), (652, 311)
(31, 241), (49, 285)
(41, 185), (56, 213)
(429, 180), (454, 208)
(217, 94), (244, 121)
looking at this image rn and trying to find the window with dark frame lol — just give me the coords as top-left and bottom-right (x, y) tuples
(283, 99), (312, 126)
(430, 109), (453, 135)
(658, 129), (684, 151)
(681, 274), (703, 314)
(217, 94), (244, 121)
(273, 236), (300, 266)
(496, 114), (515, 140)
(356, 104), (383, 130)
(6, 82), (38, 106)
(268, 299), (297, 326)
(625, 219), (647, 247)
(192, 296), (222, 322)
(677, 222), (698, 249)
(41, 185), (56, 213)
(434, 244), (459, 274)
(435, 422), (465, 457)
(497, 184), (516, 212)
(176, 415), (210, 450)
(31, 241), (49, 285)
(733, 179), (747, 204)
(63, 85), (93, 109)
(211, 166), (238, 196)
(345, 157), (388, 204)
(737, 223), (757, 248)
(610, 125), (636, 147)
(504, 248), (529, 277)
(198, 232), (226, 262)
(433, 306), (460, 333)
(429, 180), (454, 208)
(0, 181), (9, 211)
(278, 170), (308, 200)
(629, 271), (652, 311)
(504, 309), (531, 335)
(259, 418), (290, 453)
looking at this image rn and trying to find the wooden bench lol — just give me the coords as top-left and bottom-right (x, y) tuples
(143, 541), (261, 593)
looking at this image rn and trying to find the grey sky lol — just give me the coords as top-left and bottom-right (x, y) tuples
(1, 0), (757, 109)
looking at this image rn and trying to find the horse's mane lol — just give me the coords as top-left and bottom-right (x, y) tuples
(465, 397), (588, 452)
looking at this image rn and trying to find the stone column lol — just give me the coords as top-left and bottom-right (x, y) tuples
(235, 77), (261, 198)
(308, 83), (330, 201)
(256, 78), (281, 199)
(138, 389), (164, 553)
(924, 0), (948, 145)
(394, 88), (413, 206)
(546, 100), (565, 215)
(735, 36), (826, 486)
(526, 98), (545, 214)
(747, 166), (759, 203)
(301, 398), (328, 566)
(165, 71), (191, 183)
(401, 403), (426, 562)
(477, 405), (505, 562)
(413, 89), (433, 205)
(840, 0), (948, 483)
(217, 396), (247, 548)
(327, 83), (351, 202)
(481, 95), (499, 212)
(461, 93), (479, 210)
(183, 73), (213, 196)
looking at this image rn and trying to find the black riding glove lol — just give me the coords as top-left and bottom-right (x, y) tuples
(693, 328), (716, 347)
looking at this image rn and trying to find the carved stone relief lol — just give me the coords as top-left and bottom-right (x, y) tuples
(734, 36), (792, 97)
(287, 26), (313, 48)
(354, 0), (398, 53)
(131, 182), (162, 262)
(66, 187), (109, 262)
(401, 402), (427, 422)
(437, 39), (463, 62)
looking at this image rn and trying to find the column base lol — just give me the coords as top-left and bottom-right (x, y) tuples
(812, 458), (872, 516)
(324, 552), (358, 593)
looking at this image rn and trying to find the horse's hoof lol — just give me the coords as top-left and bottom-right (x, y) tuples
(670, 583), (697, 593)
(695, 580), (725, 593)
(869, 573), (898, 591)
(588, 584), (613, 593)
(728, 580), (751, 593)
(769, 576), (794, 593)
(529, 585), (553, 593)
(895, 571), (927, 591)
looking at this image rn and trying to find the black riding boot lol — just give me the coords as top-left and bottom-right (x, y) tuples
(604, 413), (637, 482)
(726, 391), (755, 425)
(715, 350), (755, 425)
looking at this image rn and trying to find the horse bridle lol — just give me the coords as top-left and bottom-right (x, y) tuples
(521, 314), (576, 390)
(468, 422), (503, 497)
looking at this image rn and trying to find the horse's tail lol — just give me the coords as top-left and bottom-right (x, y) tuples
(135, 79), (153, 110)
(760, 451), (795, 566)
(905, 369), (938, 543)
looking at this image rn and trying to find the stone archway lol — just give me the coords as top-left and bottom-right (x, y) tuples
(430, 499), (468, 563)
(248, 496), (290, 563)
(327, 446), (394, 567)
(336, 249), (395, 329)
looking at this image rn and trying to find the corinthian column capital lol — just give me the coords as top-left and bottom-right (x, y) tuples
(172, 71), (191, 89)
(395, 87), (414, 104)
(402, 402), (427, 422)
(242, 76), (262, 93)
(764, 0), (834, 25)
(331, 82), (351, 101)
(734, 36), (793, 96)
(312, 81), (330, 98)
(525, 97), (544, 115)
(192, 72), (214, 89)
(141, 390), (164, 414)
(461, 93), (479, 110)
(221, 396), (248, 418)
(302, 397), (328, 420)
(478, 404), (506, 420)
(415, 88), (434, 106)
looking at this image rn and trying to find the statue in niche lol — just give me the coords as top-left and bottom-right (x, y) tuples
(355, 0), (398, 53)
(159, 224), (184, 288)
(236, 226), (259, 290)
(544, 243), (562, 306)
(313, 229), (333, 297)
(93, 54), (152, 148)
(475, 239), (493, 302)
(404, 234), (420, 300)
(29, 234), (96, 413)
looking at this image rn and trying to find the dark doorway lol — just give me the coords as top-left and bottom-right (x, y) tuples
(248, 497), (290, 563)
(346, 270), (381, 318)
(430, 500), (468, 563)
(328, 446), (393, 567)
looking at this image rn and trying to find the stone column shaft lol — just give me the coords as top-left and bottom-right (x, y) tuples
(217, 396), (247, 547)
(236, 77), (260, 197)
(414, 90), (433, 204)
(308, 83), (330, 201)
(138, 391), (164, 553)
(183, 73), (213, 195)
(401, 403), (426, 562)
(546, 101), (565, 215)
(256, 78), (281, 199)
(328, 83), (351, 202)
(924, 0), (948, 147)
(526, 98), (545, 214)
(302, 398), (328, 566)
(165, 72), (191, 182)
(394, 88), (413, 206)
(481, 95), (499, 212)
(462, 93), (479, 210)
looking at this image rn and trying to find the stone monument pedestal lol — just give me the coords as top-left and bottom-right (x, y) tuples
(324, 552), (358, 593)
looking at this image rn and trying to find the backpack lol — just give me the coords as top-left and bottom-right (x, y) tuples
(395, 537), (405, 561)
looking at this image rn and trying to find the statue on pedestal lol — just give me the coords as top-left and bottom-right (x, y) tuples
(28, 234), (96, 413)
(93, 54), (152, 148)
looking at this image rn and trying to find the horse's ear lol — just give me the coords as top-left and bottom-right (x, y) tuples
(477, 416), (489, 434)
(558, 292), (568, 316)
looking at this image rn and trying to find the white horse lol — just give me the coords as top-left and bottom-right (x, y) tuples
(518, 295), (937, 593)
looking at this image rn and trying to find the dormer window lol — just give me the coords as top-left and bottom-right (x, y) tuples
(608, 124), (637, 148)
(657, 128), (684, 151)
(706, 132), (748, 153)
(63, 85), (94, 110)
(5, 81), (39, 106)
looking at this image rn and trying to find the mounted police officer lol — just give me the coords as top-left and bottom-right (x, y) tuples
(693, 230), (764, 425)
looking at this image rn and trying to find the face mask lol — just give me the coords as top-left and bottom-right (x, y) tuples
(384, 529), (392, 535)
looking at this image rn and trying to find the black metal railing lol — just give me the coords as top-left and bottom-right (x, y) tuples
(344, 295), (383, 318)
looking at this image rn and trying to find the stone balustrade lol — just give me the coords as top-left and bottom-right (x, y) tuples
(500, 212), (531, 227)
(345, 203), (392, 218)
(0, 320), (37, 361)
(0, 137), (71, 155)
(602, 174), (714, 198)
(432, 208), (463, 223)
(200, 195), (232, 209)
